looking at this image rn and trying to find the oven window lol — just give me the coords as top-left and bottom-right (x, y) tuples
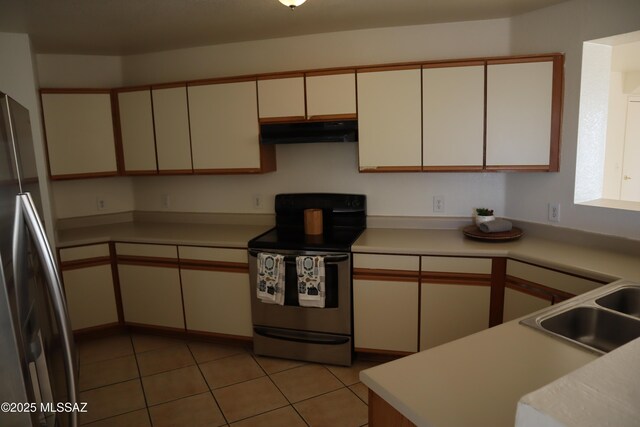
(284, 260), (339, 308)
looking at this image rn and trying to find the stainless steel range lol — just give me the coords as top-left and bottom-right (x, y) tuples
(248, 193), (366, 366)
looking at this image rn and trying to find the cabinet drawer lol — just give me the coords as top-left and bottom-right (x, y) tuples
(507, 260), (603, 296)
(421, 256), (491, 274)
(353, 254), (419, 272)
(60, 243), (110, 262)
(178, 246), (247, 264)
(115, 243), (177, 260)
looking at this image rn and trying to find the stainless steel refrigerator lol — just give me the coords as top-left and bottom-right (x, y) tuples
(0, 92), (78, 427)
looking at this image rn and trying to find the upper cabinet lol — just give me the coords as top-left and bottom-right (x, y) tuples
(357, 67), (422, 171)
(257, 75), (306, 122)
(305, 71), (357, 119)
(188, 79), (274, 173)
(486, 56), (562, 171)
(41, 91), (118, 179)
(257, 71), (357, 122)
(116, 88), (157, 174)
(151, 84), (193, 174)
(422, 62), (485, 171)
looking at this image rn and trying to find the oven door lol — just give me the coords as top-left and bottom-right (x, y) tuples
(248, 249), (352, 335)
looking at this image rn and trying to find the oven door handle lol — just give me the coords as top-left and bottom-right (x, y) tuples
(254, 327), (350, 345)
(247, 249), (348, 263)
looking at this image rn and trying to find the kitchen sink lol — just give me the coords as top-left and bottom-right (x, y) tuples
(540, 306), (640, 353)
(521, 281), (640, 354)
(595, 286), (640, 318)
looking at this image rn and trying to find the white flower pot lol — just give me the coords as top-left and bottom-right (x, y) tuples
(475, 215), (495, 227)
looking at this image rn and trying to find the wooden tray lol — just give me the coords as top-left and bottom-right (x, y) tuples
(462, 225), (524, 242)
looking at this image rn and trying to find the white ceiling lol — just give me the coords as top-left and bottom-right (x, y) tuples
(0, 0), (568, 56)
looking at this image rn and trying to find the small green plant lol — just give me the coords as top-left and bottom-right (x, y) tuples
(475, 208), (494, 216)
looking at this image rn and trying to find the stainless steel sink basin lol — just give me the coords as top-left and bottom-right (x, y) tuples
(521, 281), (640, 354)
(540, 306), (640, 353)
(595, 286), (640, 318)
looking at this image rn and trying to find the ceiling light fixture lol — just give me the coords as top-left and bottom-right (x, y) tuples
(279, 0), (307, 10)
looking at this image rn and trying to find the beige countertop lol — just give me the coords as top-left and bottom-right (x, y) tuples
(56, 221), (271, 249)
(353, 228), (640, 282)
(360, 317), (599, 427)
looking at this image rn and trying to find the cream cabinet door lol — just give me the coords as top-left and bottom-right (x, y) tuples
(152, 86), (193, 172)
(353, 278), (419, 353)
(181, 269), (252, 337)
(503, 287), (551, 322)
(420, 283), (490, 350)
(422, 64), (485, 169)
(306, 72), (357, 118)
(357, 68), (422, 170)
(188, 81), (261, 170)
(257, 77), (305, 120)
(118, 264), (184, 329)
(117, 89), (157, 173)
(41, 92), (117, 177)
(63, 264), (118, 331)
(486, 60), (553, 168)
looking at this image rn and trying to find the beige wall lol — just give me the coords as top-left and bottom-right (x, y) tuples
(507, 0), (640, 239)
(603, 71), (626, 199)
(0, 32), (56, 241)
(40, 19), (511, 219)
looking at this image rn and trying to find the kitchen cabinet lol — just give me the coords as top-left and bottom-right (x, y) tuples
(41, 90), (118, 179)
(116, 88), (157, 174)
(305, 71), (357, 119)
(486, 56), (563, 171)
(151, 84), (193, 173)
(59, 243), (119, 331)
(188, 80), (272, 172)
(179, 246), (252, 337)
(503, 259), (606, 322)
(422, 63), (485, 170)
(357, 67), (422, 171)
(116, 243), (184, 330)
(257, 75), (306, 122)
(353, 254), (420, 353)
(420, 256), (492, 350)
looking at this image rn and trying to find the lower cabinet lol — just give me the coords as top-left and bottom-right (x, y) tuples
(59, 243), (118, 331)
(353, 254), (420, 353)
(180, 268), (252, 337)
(503, 287), (551, 323)
(419, 256), (492, 351)
(178, 245), (252, 338)
(116, 243), (185, 330)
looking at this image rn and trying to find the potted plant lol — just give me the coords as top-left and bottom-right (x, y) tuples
(475, 208), (495, 226)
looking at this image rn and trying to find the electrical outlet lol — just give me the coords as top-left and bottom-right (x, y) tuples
(433, 195), (445, 213)
(161, 194), (170, 209)
(548, 203), (560, 222)
(253, 194), (262, 210)
(96, 197), (106, 211)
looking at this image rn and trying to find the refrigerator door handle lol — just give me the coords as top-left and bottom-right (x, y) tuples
(16, 193), (78, 427)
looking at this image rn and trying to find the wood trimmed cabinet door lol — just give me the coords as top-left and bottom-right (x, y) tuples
(151, 85), (193, 173)
(188, 80), (269, 173)
(41, 91), (118, 179)
(116, 243), (185, 330)
(305, 71), (357, 120)
(420, 256), (492, 350)
(116, 88), (157, 174)
(178, 246), (252, 338)
(257, 75), (306, 122)
(59, 243), (119, 331)
(353, 254), (420, 354)
(422, 63), (485, 171)
(357, 67), (422, 171)
(486, 55), (563, 171)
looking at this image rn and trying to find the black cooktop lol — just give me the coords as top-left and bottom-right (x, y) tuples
(248, 193), (366, 252)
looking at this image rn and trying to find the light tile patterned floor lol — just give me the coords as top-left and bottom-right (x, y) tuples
(77, 333), (373, 426)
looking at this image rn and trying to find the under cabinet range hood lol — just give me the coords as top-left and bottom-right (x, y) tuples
(259, 120), (358, 144)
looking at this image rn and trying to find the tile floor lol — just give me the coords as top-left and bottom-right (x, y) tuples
(76, 333), (376, 426)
